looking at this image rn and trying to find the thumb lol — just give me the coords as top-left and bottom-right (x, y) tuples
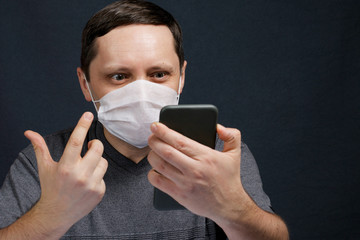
(24, 130), (54, 171)
(217, 124), (241, 153)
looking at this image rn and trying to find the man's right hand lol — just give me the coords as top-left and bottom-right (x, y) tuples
(21, 112), (108, 237)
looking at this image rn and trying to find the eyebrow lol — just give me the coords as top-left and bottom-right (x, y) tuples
(147, 63), (176, 73)
(102, 62), (177, 74)
(102, 65), (133, 73)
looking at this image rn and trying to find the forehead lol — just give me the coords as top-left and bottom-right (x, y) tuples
(91, 24), (179, 69)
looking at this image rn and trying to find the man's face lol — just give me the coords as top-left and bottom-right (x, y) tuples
(78, 24), (186, 102)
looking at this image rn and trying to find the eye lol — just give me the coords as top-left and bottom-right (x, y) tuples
(111, 74), (127, 81)
(152, 72), (168, 79)
(154, 72), (165, 78)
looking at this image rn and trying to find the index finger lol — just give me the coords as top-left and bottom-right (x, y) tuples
(61, 112), (94, 164)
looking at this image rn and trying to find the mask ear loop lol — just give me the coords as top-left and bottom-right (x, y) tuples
(176, 76), (182, 103)
(84, 75), (100, 112)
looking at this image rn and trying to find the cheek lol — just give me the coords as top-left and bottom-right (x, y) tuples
(162, 82), (178, 92)
(91, 81), (117, 100)
(163, 78), (181, 93)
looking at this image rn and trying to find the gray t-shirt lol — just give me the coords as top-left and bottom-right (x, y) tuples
(0, 120), (272, 239)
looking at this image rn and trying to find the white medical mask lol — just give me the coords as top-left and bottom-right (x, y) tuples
(85, 78), (181, 148)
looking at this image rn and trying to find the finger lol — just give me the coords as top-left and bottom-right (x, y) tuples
(99, 179), (106, 197)
(148, 169), (180, 198)
(148, 134), (194, 173)
(217, 124), (241, 153)
(24, 130), (54, 171)
(150, 122), (208, 158)
(92, 157), (108, 183)
(147, 150), (184, 185)
(62, 112), (94, 164)
(81, 139), (104, 175)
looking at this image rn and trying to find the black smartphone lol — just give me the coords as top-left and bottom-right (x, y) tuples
(153, 104), (218, 210)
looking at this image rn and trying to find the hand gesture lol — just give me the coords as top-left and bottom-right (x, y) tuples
(24, 112), (108, 232)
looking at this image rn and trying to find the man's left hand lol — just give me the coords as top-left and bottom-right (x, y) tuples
(147, 122), (248, 222)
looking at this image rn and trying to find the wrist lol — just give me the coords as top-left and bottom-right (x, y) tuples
(212, 190), (289, 240)
(211, 187), (264, 239)
(25, 200), (73, 238)
(216, 189), (257, 228)
(1, 200), (72, 240)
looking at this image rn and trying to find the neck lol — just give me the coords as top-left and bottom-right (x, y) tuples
(103, 128), (150, 164)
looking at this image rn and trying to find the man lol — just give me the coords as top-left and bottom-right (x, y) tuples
(0, 0), (289, 239)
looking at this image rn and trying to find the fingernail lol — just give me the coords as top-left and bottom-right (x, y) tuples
(151, 122), (158, 132)
(84, 112), (93, 121)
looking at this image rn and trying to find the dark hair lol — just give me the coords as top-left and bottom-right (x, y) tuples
(81, 0), (184, 80)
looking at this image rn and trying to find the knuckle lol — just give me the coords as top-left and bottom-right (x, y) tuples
(88, 185), (105, 202)
(98, 158), (108, 173)
(93, 184), (105, 195)
(32, 144), (41, 153)
(151, 157), (165, 172)
(58, 165), (71, 178)
(226, 128), (241, 144)
(148, 170), (162, 187)
(233, 129), (241, 139)
(96, 190), (105, 201)
(101, 158), (108, 169)
(157, 161), (167, 173)
(75, 176), (87, 188)
(191, 169), (205, 181)
(174, 137), (187, 152)
(153, 174), (163, 187)
(69, 137), (83, 148)
(148, 151), (158, 165)
(90, 140), (104, 155)
(162, 147), (174, 160)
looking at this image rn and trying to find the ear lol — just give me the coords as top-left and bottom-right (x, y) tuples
(179, 60), (187, 94)
(77, 67), (92, 102)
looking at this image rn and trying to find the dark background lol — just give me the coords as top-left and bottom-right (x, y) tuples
(1, 0), (359, 239)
